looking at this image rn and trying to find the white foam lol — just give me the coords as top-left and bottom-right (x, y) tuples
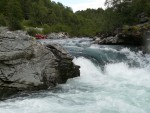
(1, 45), (150, 113)
(104, 62), (150, 88)
(73, 57), (104, 85)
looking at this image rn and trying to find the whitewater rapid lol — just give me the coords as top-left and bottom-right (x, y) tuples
(0, 38), (150, 113)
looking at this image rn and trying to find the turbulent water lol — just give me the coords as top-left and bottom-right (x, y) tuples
(1, 38), (150, 113)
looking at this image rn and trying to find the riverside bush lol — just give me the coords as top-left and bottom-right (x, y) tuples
(0, 14), (7, 26)
(42, 24), (52, 34)
(27, 28), (42, 36)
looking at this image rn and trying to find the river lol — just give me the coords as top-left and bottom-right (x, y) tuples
(0, 38), (150, 113)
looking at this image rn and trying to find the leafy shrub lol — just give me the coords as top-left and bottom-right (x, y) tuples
(51, 23), (72, 33)
(42, 24), (52, 34)
(21, 20), (33, 27)
(0, 14), (7, 26)
(122, 25), (130, 33)
(27, 28), (42, 36)
(8, 20), (23, 30)
(7, 0), (23, 30)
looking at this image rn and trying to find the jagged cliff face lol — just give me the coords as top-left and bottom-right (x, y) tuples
(0, 27), (80, 99)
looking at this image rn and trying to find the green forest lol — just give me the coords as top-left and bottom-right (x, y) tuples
(0, 0), (150, 37)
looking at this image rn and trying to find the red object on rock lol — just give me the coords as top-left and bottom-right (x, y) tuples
(35, 34), (47, 39)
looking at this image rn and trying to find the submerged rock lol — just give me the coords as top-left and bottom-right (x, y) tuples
(0, 27), (80, 99)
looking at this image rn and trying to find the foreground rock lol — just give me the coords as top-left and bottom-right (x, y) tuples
(0, 27), (80, 99)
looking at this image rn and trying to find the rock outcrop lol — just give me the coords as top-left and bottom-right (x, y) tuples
(0, 27), (80, 99)
(94, 22), (150, 46)
(47, 32), (69, 39)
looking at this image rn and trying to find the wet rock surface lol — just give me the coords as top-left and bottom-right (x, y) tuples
(0, 27), (80, 99)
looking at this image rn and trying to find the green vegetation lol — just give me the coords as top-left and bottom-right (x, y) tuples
(0, 0), (149, 36)
(0, 14), (7, 26)
(7, 0), (23, 30)
(27, 28), (42, 36)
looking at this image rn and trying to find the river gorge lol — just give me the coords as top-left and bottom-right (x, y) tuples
(0, 38), (150, 113)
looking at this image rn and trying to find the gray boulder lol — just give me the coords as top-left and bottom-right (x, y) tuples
(47, 32), (69, 39)
(0, 27), (80, 99)
(94, 36), (122, 45)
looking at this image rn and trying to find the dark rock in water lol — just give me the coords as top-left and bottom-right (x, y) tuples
(0, 27), (80, 99)
(143, 30), (150, 53)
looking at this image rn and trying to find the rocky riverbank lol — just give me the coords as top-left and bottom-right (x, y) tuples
(0, 27), (80, 99)
(94, 22), (150, 52)
(94, 22), (150, 44)
(47, 32), (69, 39)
